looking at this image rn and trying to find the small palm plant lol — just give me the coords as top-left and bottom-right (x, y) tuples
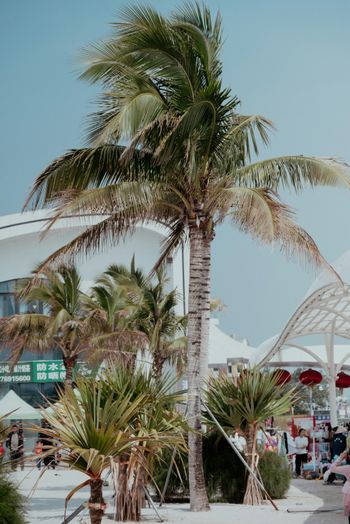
(100, 365), (187, 521)
(40, 366), (186, 523)
(40, 376), (148, 524)
(205, 368), (295, 505)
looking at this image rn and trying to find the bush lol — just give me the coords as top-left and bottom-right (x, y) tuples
(153, 432), (247, 503)
(0, 468), (26, 524)
(259, 451), (291, 499)
(203, 432), (246, 503)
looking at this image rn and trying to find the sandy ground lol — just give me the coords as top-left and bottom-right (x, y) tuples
(9, 468), (348, 524)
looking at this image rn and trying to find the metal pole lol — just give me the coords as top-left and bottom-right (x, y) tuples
(144, 486), (164, 522)
(159, 447), (177, 507)
(202, 401), (278, 511)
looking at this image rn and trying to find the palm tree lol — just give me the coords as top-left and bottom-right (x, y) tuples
(83, 261), (146, 368)
(23, 3), (350, 510)
(129, 265), (187, 380)
(40, 366), (186, 523)
(0, 265), (90, 388)
(204, 369), (295, 505)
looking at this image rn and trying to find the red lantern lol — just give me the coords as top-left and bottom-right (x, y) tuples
(273, 369), (292, 386)
(299, 369), (322, 386)
(336, 372), (350, 389)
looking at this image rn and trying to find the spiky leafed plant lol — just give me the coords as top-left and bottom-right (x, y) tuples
(39, 366), (186, 522)
(100, 365), (187, 521)
(204, 368), (295, 505)
(39, 375), (149, 524)
(24, 3), (349, 510)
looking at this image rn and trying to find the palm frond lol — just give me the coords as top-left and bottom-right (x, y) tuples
(236, 156), (350, 191)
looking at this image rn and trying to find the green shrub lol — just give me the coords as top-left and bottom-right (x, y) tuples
(203, 432), (246, 503)
(153, 432), (247, 503)
(0, 471), (26, 524)
(259, 451), (291, 499)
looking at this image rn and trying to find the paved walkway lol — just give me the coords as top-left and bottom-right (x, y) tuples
(11, 469), (348, 523)
(285, 479), (345, 524)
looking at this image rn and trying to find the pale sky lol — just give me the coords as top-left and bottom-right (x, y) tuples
(1, 0), (350, 345)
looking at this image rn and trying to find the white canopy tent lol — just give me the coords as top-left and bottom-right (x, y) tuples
(209, 318), (254, 368)
(251, 281), (350, 427)
(0, 390), (42, 420)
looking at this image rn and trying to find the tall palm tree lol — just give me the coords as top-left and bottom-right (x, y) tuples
(24, 3), (349, 510)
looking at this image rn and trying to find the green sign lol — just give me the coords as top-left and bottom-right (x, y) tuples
(0, 363), (32, 383)
(0, 360), (94, 383)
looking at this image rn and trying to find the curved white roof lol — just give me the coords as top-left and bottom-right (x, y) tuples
(253, 282), (350, 368)
(306, 249), (350, 297)
(208, 319), (254, 365)
(0, 211), (181, 289)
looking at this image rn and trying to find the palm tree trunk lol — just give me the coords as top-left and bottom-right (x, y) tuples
(152, 350), (165, 381)
(89, 478), (105, 524)
(63, 356), (76, 389)
(187, 224), (210, 511)
(115, 454), (142, 521)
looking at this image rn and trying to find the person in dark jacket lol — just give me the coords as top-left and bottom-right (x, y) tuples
(326, 426), (348, 485)
(6, 424), (24, 471)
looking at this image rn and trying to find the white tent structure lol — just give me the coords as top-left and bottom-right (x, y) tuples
(251, 254), (350, 427)
(209, 318), (254, 372)
(0, 390), (42, 420)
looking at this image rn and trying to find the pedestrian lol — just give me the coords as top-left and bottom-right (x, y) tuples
(34, 440), (43, 470)
(39, 422), (56, 469)
(294, 428), (308, 478)
(6, 424), (24, 471)
(0, 441), (5, 463)
(329, 449), (350, 522)
(327, 425), (348, 485)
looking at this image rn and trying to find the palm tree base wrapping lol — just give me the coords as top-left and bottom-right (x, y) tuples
(89, 479), (105, 524)
(114, 455), (144, 522)
(243, 455), (264, 505)
(244, 430), (265, 505)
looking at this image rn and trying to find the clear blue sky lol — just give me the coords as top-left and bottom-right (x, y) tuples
(1, 0), (350, 345)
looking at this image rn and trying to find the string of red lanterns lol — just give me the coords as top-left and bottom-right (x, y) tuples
(273, 368), (350, 390)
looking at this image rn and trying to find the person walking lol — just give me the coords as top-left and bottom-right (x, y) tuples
(6, 424), (24, 471)
(294, 428), (309, 478)
(34, 440), (43, 470)
(326, 426), (348, 485)
(329, 449), (350, 522)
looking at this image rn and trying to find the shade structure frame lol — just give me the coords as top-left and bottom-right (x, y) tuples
(255, 282), (350, 427)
